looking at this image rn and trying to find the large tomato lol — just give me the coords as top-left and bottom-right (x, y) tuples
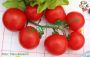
(66, 12), (85, 31)
(19, 26), (40, 49)
(45, 6), (66, 24)
(25, 5), (44, 21)
(44, 34), (68, 55)
(68, 32), (85, 50)
(3, 8), (26, 31)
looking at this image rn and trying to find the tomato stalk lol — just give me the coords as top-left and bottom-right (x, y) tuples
(29, 20), (62, 29)
(28, 20), (41, 26)
(52, 28), (59, 34)
(37, 19), (42, 24)
(28, 20), (67, 36)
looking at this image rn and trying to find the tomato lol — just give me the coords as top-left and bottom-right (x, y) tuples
(66, 12), (85, 31)
(45, 6), (66, 24)
(44, 34), (68, 55)
(19, 26), (40, 49)
(25, 5), (44, 21)
(3, 8), (26, 31)
(68, 32), (85, 50)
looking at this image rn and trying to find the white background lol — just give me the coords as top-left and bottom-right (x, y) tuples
(0, 0), (90, 57)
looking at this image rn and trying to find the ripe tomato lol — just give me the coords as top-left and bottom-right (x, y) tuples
(45, 6), (66, 24)
(3, 8), (26, 31)
(25, 5), (44, 21)
(66, 12), (85, 31)
(44, 34), (68, 55)
(19, 26), (40, 49)
(68, 32), (85, 50)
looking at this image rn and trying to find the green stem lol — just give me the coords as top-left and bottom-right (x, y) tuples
(53, 28), (57, 32)
(29, 20), (61, 29)
(29, 20), (41, 27)
(29, 20), (67, 35)
(41, 25), (63, 30)
(52, 28), (59, 34)
(38, 19), (42, 24)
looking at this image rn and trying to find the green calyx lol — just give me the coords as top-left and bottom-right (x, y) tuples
(55, 20), (69, 28)
(55, 20), (65, 25)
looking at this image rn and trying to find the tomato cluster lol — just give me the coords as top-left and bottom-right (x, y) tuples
(2, 5), (85, 55)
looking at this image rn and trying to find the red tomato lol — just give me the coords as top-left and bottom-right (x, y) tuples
(3, 8), (26, 31)
(19, 26), (40, 49)
(25, 5), (44, 21)
(44, 34), (68, 55)
(45, 6), (66, 24)
(66, 12), (85, 31)
(68, 32), (85, 50)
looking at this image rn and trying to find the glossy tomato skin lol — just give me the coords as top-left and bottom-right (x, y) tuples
(68, 32), (85, 50)
(66, 12), (85, 31)
(45, 6), (66, 24)
(44, 34), (68, 55)
(19, 26), (40, 49)
(25, 5), (44, 21)
(3, 8), (26, 31)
